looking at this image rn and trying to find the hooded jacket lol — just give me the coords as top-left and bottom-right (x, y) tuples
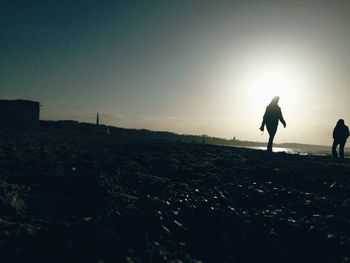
(333, 119), (350, 141)
(262, 97), (286, 129)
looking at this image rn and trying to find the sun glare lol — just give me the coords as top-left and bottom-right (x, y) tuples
(242, 61), (303, 114)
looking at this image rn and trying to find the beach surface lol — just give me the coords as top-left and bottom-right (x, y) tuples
(1, 129), (350, 262)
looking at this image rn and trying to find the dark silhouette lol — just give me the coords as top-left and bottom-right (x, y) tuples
(0, 99), (40, 128)
(259, 96), (286, 152)
(332, 119), (349, 158)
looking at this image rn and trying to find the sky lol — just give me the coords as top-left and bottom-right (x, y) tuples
(1, 0), (350, 145)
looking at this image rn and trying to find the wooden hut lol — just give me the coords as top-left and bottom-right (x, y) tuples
(0, 99), (40, 128)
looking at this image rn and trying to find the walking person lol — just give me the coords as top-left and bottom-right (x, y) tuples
(332, 119), (349, 158)
(259, 96), (286, 152)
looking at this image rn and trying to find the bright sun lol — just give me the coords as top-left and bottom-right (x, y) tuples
(243, 61), (303, 113)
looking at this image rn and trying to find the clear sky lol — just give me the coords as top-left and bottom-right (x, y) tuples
(1, 0), (350, 145)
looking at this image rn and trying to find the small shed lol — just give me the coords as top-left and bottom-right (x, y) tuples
(0, 99), (40, 128)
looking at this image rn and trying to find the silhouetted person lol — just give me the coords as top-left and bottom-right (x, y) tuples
(259, 96), (286, 152)
(332, 119), (349, 158)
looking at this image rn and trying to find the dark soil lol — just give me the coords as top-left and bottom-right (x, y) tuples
(1, 129), (350, 263)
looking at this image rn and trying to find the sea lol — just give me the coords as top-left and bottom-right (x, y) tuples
(245, 146), (309, 155)
(234, 146), (332, 156)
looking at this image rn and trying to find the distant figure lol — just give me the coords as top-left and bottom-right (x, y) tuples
(332, 119), (349, 158)
(259, 96), (286, 152)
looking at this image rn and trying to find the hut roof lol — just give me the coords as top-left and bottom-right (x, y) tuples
(0, 99), (40, 106)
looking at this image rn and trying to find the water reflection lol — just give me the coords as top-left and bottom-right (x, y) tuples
(246, 146), (308, 155)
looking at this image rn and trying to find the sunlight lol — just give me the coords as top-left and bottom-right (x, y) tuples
(247, 63), (301, 110)
(240, 60), (305, 117)
(227, 56), (312, 142)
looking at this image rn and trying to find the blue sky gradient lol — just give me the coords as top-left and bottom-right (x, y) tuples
(1, 1), (350, 144)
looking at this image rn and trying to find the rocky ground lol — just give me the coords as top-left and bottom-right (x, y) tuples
(1, 129), (350, 262)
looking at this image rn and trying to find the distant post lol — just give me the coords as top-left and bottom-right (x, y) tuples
(96, 112), (99, 126)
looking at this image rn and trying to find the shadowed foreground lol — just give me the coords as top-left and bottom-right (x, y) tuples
(1, 130), (350, 262)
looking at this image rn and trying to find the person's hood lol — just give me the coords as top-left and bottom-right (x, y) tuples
(270, 96), (280, 105)
(337, 119), (345, 126)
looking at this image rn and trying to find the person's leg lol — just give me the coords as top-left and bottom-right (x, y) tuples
(332, 140), (339, 158)
(339, 141), (346, 158)
(267, 127), (277, 152)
